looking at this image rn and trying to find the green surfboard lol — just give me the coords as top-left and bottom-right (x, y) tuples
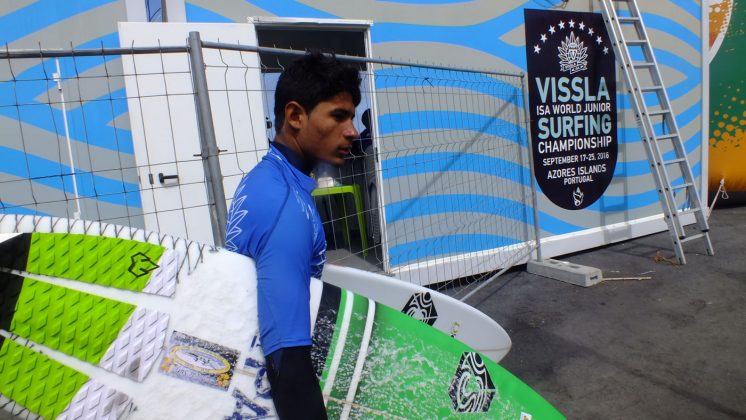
(313, 285), (561, 419)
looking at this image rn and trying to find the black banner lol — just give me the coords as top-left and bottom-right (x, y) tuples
(524, 9), (617, 210)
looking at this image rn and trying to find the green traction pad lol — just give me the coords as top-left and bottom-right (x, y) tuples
(0, 338), (89, 419)
(0, 233), (165, 293)
(2, 272), (136, 366)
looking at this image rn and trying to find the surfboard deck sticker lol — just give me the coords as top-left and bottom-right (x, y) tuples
(0, 215), (564, 419)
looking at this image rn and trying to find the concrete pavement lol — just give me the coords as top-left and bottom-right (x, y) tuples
(469, 205), (746, 419)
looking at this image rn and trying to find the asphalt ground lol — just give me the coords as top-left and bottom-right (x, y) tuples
(468, 205), (746, 419)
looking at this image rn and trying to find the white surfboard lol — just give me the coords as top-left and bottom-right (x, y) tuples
(323, 265), (511, 362)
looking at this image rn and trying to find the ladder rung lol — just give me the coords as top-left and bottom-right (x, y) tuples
(671, 182), (693, 191)
(655, 133), (678, 140)
(648, 109), (670, 117)
(662, 158), (686, 165)
(618, 17), (641, 24)
(633, 61), (654, 68)
(626, 40), (647, 46)
(680, 232), (708, 243)
(676, 208), (702, 217)
(640, 85), (664, 92)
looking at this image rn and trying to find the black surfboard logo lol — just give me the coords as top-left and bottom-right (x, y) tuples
(449, 352), (496, 413)
(401, 292), (438, 326)
(128, 252), (159, 277)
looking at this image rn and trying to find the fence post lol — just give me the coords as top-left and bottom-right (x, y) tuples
(188, 31), (227, 246)
(522, 72), (543, 262)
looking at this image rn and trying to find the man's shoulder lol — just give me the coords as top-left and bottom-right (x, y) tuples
(231, 161), (289, 214)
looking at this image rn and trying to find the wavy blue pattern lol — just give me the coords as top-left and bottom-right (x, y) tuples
(389, 233), (521, 266)
(0, 204), (49, 216)
(381, 152), (531, 185)
(383, 193), (589, 235)
(614, 130), (701, 177)
(616, 52), (698, 111)
(242, 0), (338, 19)
(184, 3), (232, 22)
(372, 3), (529, 69)
(0, 86), (133, 154)
(374, 67), (523, 105)
(378, 111), (527, 142)
(385, 194), (529, 224)
(641, 13), (700, 52)
(675, 1), (701, 20)
(656, 51), (699, 93)
(617, 101), (702, 144)
(615, 12), (700, 51)
(0, 33), (132, 153)
(538, 210), (587, 235)
(1, 32), (121, 105)
(670, 101), (701, 132)
(0, 0), (114, 45)
(1, 146), (141, 208)
(383, 0), (472, 3)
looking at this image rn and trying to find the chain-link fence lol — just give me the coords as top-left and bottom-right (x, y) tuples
(0, 33), (539, 299)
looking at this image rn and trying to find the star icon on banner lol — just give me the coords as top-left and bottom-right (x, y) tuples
(535, 17), (607, 55)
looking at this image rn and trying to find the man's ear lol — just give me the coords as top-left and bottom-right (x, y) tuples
(284, 101), (306, 131)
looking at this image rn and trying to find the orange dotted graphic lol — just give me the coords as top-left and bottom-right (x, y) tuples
(709, 0), (734, 47)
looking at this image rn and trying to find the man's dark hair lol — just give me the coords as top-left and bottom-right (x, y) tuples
(273, 51), (362, 133)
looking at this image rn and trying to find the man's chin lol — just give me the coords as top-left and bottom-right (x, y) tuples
(323, 156), (345, 167)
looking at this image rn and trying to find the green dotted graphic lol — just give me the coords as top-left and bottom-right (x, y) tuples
(10, 277), (136, 365)
(0, 339), (88, 419)
(26, 233), (165, 292)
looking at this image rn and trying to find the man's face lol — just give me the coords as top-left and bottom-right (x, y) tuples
(297, 92), (358, 167)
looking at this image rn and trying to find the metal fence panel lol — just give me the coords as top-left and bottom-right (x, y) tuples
(0, 38), (536, 296)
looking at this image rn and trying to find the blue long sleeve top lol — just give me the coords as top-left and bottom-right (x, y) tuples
(225, 144), (326, 356)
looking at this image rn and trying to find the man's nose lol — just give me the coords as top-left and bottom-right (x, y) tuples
(344, 122), (359, 140)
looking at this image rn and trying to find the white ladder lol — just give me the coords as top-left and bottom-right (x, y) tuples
(599, 0), (714, 264)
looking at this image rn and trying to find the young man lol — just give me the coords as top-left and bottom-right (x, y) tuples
(225, 52), (361, 419)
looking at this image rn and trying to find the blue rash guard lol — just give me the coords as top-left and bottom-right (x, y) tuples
(225, 144), (326, 356)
